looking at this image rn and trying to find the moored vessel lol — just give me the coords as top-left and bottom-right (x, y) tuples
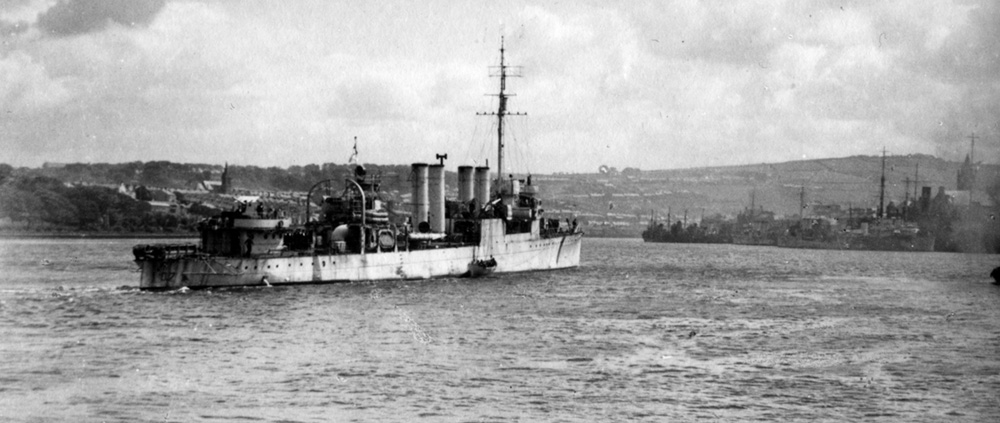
(775, 150), (935, 252)
(641, 216), (731, 244)
(133, 41), (583, 289)
(776, 221), (935, 252)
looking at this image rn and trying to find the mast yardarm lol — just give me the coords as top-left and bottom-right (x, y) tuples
(477, 37), (525, 190)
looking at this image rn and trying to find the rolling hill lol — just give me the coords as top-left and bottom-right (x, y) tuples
(7, 153), (997, 234)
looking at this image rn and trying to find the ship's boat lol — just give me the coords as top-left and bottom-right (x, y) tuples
(134, 40), (583, 290)
(467, 257), (497, 278)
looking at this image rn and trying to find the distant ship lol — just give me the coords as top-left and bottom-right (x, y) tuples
(642, 211), (730, 244)
(776, 219), (935, 252)
(776, 150), (934, 252)
(133, 41), (583, 289)
(731, 191), (779, 246)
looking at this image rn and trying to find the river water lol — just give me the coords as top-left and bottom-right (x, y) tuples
(1, 237), (999, 422)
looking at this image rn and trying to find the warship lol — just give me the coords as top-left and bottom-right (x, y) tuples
(776, 219), (935, 251)
(642, 210), (731, 244)
(133, 41), (583, 289)
(776, 151), (934, 252)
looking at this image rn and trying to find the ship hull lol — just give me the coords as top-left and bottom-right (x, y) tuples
(776, 235), (935, 252)
(139, 232), (582, 289)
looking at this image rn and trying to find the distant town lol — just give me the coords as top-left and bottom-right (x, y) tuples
(1, 152), (996, 252)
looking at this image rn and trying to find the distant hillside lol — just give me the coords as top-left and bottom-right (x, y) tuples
(546, 154), (999, 224)
(8, 154), (998, 225)
(27, 161), (421, 195)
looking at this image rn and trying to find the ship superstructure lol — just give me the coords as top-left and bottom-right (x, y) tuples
(133, 41), (583, 289)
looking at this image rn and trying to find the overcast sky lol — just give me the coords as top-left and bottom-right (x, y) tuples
(1, 0), (997, 173)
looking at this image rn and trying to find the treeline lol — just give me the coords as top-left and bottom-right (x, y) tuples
(0, 165), (203, 233)
(0, 161), (420, 234)
(30, 160), (418, 193)
(31, 161), (216, 188)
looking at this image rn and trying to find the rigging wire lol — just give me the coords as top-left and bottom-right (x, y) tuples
(482, 119), (497, 167)
(506, 115), (532, 176)
(464, 115), (487, 166)
(461, 87), (498, 168)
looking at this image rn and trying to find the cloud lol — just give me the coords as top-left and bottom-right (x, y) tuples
(0, 50), (71, 110)
(0, 18), (28, 36)
(37, 0), (165, 36)
(619, 1), (999, 167)
(1, 1), (997, 172)
(2, 1), (238, 164)
(328, 78), (412, 122)
(0, 0), (35, 15)
(915, 2), (998, 83)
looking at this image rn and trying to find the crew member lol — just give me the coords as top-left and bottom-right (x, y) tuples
(244, 234), (254, 256)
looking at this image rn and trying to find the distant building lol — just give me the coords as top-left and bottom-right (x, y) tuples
(957, 154), (976, 191)
(148, 189), (175, 202)
(117, 183), (137, 199)
(147, 201), (185, 215)
(137, 186), (186, 215)
(197, 162), (232, 193)
(951, 155), (993, 208)
(198, 180), (222, 192)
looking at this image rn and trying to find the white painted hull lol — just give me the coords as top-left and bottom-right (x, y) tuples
(139, 231), (582, 289)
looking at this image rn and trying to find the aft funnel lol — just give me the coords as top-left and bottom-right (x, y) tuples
(428, 164), (445, 232)
(411, 163), (429, 226)
(457, 165), (474, 203)
(474, 166), (491, 206)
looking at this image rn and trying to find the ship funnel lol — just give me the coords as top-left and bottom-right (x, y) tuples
(457, 166), (474, 203)
(428, 164), (446, 232)
(411, 163), (429, 226)
(474, 166), (491, 206)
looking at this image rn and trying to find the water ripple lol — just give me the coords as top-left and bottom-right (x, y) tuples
(1, 238), (998, 421)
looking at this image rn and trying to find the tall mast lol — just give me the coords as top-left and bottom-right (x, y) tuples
(478, 37), (524, 190)
(904, 177), (910, 204)
(967, 132), (978, 189)
(878, 147), (886, 219)
(497, 40), (508, 182)
(799, 186), (805, 218)
(968, 132), (978, 166)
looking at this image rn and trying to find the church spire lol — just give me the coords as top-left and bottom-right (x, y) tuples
(221, 161), (231, 194)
